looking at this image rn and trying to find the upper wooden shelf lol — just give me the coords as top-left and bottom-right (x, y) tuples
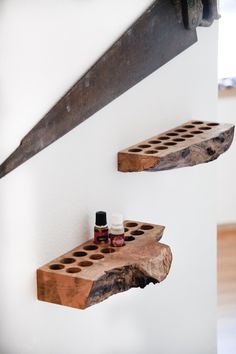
(118, 120), (235, 172)
(37, 220), (172, 310)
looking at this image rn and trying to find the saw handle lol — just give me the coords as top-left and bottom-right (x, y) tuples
(200, 0), (220, 27)
(181, 0), (219, 30)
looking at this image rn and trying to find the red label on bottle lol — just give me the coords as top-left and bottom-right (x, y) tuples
(110, 234), (125, 247)
(94, 231), (109, 244)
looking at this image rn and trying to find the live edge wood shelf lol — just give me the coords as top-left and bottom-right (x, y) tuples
(37, 220), (172, 310)
(118, 120), (235, 172)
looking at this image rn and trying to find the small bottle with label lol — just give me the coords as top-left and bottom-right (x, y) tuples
(94, 211), (109, 244)
(109, 214), (125, 247)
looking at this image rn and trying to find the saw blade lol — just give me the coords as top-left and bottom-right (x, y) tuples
(0, 0), (198, 178)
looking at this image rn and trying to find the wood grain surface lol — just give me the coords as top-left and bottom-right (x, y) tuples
(218, 224), (236, 353)
(37, 220), (172, 309)
(118, 120), (234, 172)
(219, 88), (236, 98)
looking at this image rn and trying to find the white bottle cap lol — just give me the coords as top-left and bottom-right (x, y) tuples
(111, 213), (123, 226)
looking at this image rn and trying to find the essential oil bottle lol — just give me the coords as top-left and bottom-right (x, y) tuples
(94, 211), (109, 244)
(109, 214), (125, 247)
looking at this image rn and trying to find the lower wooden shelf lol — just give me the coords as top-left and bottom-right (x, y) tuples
(37, 220), (172, 310)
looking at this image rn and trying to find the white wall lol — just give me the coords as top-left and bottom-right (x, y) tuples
(218, 2), (236, 78)
(217, 2), (236, 224)
(217, 97), (236, 224)
(0, 1), (218, 354)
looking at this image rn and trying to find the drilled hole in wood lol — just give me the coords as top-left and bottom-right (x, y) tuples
(191, 130), (203, 134)
(73, 251), (87, 257)
(175, 129), (187, 133)
(138, 144), (151, 148)
(159, 136), (170, 141)
(156, 146), (168, 150)
(89, 254), (104, 260)
(90, 254), (105, 260)
(50, 264), (64, 270)
(79, 261), (93, 267)
(60, 258), (76, 264)
(207, 123), (219, 126)
(101, 248), (116, 254)
(167, 132), (179, 136)
(201, 126), (211, 130)
(192, 121), (203, 125)
(131, 230), (144, 236)
(129, 148), (142, 153)
(124, 236), (135, 242)
(182, 134), (194, 138)
(184, 125), (195, 129)
(83, 245), (98, 251)
(173, 138), (185, 142)
(125, 222), (138, 227)
(164, 142), (177, 146)
(66, 267), (81, 273)
(140, 224), (154, 230)
(148, 140), (162, 144)
(146, 150), (158, 155)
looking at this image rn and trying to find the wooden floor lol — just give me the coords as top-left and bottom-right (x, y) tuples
(218, 224), (236, 354)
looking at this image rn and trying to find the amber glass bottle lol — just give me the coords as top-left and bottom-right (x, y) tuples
(94, 211), (109, 244)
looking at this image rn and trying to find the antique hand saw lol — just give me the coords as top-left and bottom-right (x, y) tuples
(0, 0), (218, 178)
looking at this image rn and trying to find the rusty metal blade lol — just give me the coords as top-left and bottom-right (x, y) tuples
(0, 0), (198, 178)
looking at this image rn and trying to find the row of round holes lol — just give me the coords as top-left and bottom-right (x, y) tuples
(128, 122), (220, 154)
(49, 223), (154, 273)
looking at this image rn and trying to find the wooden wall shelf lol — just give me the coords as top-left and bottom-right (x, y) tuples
(118, 121), (235, 172)
(37, 220), (172, 310)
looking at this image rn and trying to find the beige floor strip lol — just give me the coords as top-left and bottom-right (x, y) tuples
(218, 224), (236, 354)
